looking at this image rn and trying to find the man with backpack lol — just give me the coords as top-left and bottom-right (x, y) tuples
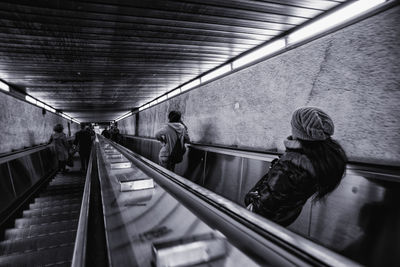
(155, 110), (190, 171)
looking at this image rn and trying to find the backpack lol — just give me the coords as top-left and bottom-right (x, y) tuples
(169, 130), (186, 164)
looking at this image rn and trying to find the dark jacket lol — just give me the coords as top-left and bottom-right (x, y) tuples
(74, 129), (92, 153)
(245, 139), (317, 226)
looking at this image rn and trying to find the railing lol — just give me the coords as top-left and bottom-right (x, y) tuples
(104, 137), (360, 267)
(71, 139), (96, 267)
(0, 143), (58, 231)
(122, 134), (400, 181)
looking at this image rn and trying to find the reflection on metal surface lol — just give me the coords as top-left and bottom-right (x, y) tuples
(122, 135), (400, 266)
(97, 138), (260, 267)
(110, 161), (132, 169)
(119, 178), (154, 192)
(153, 232), (227, 267)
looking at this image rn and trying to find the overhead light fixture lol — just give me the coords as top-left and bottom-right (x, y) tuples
(149, 100), (157, 107)
(288, 0), (386, 44)
(44, 105), (56, 113)
(232, 39), (286, 69)
(61, 113), (71, 120)
(25, 95), (37, 105)
(139, 106), (146, 111)
(157, 95), (167, 103)
(181, 79), (200, 92)
(0, 80), (9, 92)
(167, 88), (181, 98)
(201, 64), (231, 83)
(117, 111), (132, 121)
(36, 101), (45, 108)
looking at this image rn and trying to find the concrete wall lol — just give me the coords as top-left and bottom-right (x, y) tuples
(119, 6), (400, 166)
(0, 92), (80, 154)
(118, 114), (136, 135)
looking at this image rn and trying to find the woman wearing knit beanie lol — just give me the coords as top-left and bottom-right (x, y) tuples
(245, 107), (347, 226)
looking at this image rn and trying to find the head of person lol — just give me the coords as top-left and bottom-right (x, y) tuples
(168, 110), (181, 123)
(290, 107), (347, 200)
(53, 124), (64, 133)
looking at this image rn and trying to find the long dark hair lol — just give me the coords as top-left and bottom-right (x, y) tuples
(299, 138), (347, 200)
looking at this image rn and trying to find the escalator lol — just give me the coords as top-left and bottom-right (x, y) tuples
(0, 166), (85, 266)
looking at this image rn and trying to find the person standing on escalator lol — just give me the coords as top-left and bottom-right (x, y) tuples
(74, 124), (93, 173)
(155, 110), (190, 172)
(245, 107), (347, 226)
(49, 123), (70, 173)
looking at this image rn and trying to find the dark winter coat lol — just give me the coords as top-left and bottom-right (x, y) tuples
(244, 139), (317, 226)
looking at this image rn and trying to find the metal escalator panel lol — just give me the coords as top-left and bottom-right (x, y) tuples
(97, 137), (360, 267)
(0, 173), (85, 267)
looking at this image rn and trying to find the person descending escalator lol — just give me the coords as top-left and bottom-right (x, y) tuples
(49, 123), (70, 173)
(155, 110), (190, 172)
(74, 124), (93, 173)
(245, 107), (347, 226)
(101, 126), (111, 139)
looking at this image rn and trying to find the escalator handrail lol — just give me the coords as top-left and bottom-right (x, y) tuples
(104, 137), (361, 267)
(122, 134), (400, 180)
(0, 144), (49, 164)
(71, 139), (96, 267)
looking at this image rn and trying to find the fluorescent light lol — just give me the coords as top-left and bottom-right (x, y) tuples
(157, 95), (167, 103)
(233, 39), (286, 69)
(118, 111), (132, 121)
(25, 95), (37, 105)
(167, 88), (181, 98)
(201, 64), (231, 82)
(72, 119), (80, 124)
(139, 106), (146, 111)
(288, 0), (386, 44)
(149, 100), (157, 106)
(0, 80), (9, 92)
(44, 105), (56, 113)
(61, 113), (71, 120)
(36, 101), (45, 108)
(181, 79), (200, 92)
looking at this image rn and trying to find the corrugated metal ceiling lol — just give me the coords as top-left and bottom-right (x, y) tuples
(0, 0), (347, 122)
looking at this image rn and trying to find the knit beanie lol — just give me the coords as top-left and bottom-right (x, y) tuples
(290, 107), (334, 141)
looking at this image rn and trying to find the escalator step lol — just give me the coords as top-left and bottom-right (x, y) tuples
(23, 203), (81, 217)
(45, 185), (84, 192)
(5, 221), (78, 240)
(15, 214), (80, 228)
(29, 197), (81, 209)
(39, 188), (83, 197)
(34, 192), (82, 202)
(0, 243), (74, 267)
(0, 232), (75, 255)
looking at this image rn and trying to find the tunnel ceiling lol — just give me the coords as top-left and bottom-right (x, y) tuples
(0, 0), (346, 122)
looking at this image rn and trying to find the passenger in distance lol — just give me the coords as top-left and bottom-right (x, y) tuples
(49, 123), (70, 173)
(245, 107), (347, 226)
(155, 110), (190, 171)
(74, 124), (93, 173)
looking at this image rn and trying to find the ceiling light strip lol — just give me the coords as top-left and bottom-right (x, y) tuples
(131, 0), (388, 118)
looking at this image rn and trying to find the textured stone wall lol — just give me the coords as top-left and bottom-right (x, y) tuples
(117, 114), (136, 135)
(0, 93), (80, 154)
(119, 6), (400, 165)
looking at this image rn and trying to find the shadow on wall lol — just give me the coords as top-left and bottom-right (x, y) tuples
(27, 129), (35, 148)
(341, 180), (400, 266)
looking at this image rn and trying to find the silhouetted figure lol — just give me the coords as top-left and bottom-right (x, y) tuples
(245, 107), (347, 226)
(101, 127), (110, 139)
(110, 125), (121, 143)
(155, 110), (190, 171)
(74, 124), (93, 172)
(49, 123), (70, 173)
